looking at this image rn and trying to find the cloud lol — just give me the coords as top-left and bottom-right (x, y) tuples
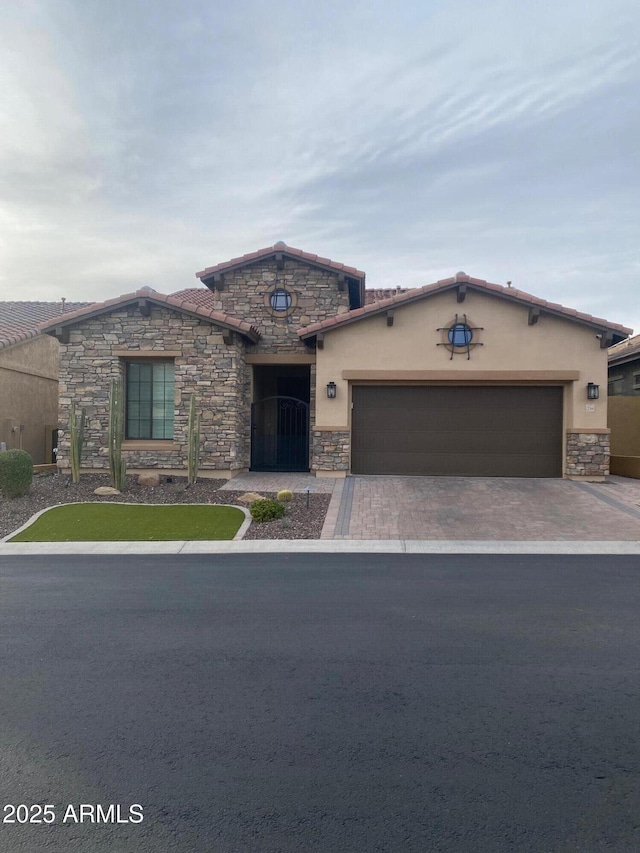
(0, 0), (638, 333)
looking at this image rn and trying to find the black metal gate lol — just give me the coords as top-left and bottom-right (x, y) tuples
(250, 396), (310, 472)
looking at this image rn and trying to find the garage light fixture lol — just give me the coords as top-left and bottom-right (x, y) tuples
(326, 382), (337, 399)
(587, 382), (600, 400)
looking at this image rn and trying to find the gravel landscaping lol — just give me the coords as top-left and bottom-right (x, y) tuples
(0, 472), (331, 541)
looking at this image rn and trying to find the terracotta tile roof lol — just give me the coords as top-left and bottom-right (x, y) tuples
(37, 288), (261, 343)
(196, 241), (366, 281)
(0, 301), (93, 351)
(364, 287), (413, 305)
(170, 288), (219, 308)
(298, 273), (633, 340)
(608, 332), (640, 364)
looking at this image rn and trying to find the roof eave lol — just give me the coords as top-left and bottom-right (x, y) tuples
(298, 278), (632, 340)
(196, 247), (366, 287)
(39, 293), (261, 344)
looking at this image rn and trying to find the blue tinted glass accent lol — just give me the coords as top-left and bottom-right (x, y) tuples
(448, 323), (473, 347)
(270, 289), (292, 311)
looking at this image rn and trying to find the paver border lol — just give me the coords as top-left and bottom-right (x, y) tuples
(570, 481), (640, 520)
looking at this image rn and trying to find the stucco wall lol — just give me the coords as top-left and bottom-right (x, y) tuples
(0, 335), (60, 464)
(314, 288), (610, 432)
(56, 304), (249, 473)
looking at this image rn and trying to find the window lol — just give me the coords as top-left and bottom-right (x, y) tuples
(126, 361), (174, 439)
(269, 289), (292, 312)
(447, 322), (473, 347)
(608, 374), (623, 396)
(634, 372), (640, 390)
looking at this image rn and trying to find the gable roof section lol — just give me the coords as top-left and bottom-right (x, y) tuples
(298, 273), (632, 343)
(37, 289), (261, 343)
(170, 287), (219, 308)
(0, 301), (92, 351)
(608, 332), (640, 367)
(196, 242), (366, 309)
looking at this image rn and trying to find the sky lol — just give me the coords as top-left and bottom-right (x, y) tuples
(0, 0), (638, 335)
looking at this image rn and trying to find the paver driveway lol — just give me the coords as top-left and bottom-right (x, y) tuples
(332, 475), (640, 540)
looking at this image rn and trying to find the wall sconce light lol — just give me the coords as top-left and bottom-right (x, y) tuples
(326, 381), (337, 399)
(587, 382), (600, 400)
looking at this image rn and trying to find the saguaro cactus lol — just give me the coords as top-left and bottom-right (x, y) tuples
(187, 394), (201, 486)
(108, 377), (127, 491)
(69, 401), (85, 483)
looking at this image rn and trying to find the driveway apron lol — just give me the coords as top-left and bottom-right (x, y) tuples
(330, 475), (640, 540)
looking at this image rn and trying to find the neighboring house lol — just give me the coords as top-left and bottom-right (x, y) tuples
(0, 301), (91, 463)
(607, 334), (640, 478)
(38, 242), (632, 481)
(608, 334), (640, 397)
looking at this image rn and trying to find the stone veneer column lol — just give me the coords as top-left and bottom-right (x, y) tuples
(565, 431), (610, 479)
(312, 429), (350, 472)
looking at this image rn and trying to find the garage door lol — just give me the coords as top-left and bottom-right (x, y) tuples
(351, 386), (563, 477)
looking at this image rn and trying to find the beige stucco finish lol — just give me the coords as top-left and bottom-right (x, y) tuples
(0, 335), (60, 463)
(314, 289), (609, 437)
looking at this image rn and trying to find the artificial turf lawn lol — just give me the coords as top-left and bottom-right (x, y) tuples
(9, 503), (245, 542)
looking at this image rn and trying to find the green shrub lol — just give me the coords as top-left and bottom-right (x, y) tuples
(250, 498), (286, 523)
(0, 449), (33, 498)
(276, 489), (293, 502)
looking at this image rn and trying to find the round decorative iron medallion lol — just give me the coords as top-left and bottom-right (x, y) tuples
(437, 314), (484, 359)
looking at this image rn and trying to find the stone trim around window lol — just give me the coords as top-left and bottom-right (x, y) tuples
(263, 285), (298, 318)
(113, 350), (182, 357)
(121, 440), (177, 450)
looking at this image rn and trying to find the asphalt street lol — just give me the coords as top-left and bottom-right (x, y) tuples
(0, 554), (639, 853)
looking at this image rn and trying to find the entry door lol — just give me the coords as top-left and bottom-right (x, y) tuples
(250, 396), (310, 472)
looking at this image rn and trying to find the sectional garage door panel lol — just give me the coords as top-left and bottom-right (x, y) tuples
(351, 386), (563, 477)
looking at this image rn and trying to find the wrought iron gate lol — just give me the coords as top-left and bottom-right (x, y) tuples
(250, 396), (310, 472)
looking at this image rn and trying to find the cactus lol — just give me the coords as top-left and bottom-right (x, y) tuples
(108, 377), (127, 491)
(276, 489), (293, 502)
(187, 394), (201, 486)
(69, 401), (85, 483)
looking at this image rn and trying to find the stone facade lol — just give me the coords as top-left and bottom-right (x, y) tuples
(54, 255), (353, 475)
(312, 430), (351, 471)
(565, 432), (610, 479)
(204, 257), (351, 354)
(57, 305), (249, 473)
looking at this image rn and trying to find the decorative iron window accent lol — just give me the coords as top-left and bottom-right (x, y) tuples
(270, 289), (292, 312)
(448, 322), (473, 347)
(437, 314), (484, 360)
(125, 361), (175, 439)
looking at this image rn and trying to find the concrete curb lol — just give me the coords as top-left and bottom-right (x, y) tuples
(1, 540), (640, 556)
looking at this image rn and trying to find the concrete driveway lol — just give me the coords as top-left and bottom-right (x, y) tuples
(327, 475), (640, 540)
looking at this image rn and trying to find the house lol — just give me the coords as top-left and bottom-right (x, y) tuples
(607, 334), (640, 478)
(0, 301), (91, 463)
(38, 242), (632, 481)
(608, 334), (640, 397)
